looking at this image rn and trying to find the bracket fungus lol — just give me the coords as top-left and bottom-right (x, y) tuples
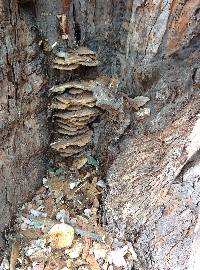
(50, 77), (124, 156)
(53, 47), (99, 70)
(52, 92), (97, 108)
(50, 47), (124, 160)
(49, 80), (94, 95)
(51, 131), (93, 158)
(50, 75), (100, 159)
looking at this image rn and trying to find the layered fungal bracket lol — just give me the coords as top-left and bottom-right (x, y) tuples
(53, 46), (99, 70)
(50, 80), (101, 158)
(50, 47), (99, 160)
(50, 47), (122, 160)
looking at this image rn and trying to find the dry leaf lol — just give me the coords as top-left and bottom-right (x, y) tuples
(82, 238), (92, 260)
(127, 242), (138, 261)
(92, 242), (108, 260)
(20, 228), (42, 239)
(44, 255), (67, 270)
(107, 246), (128, 267)
(10, 240), (21, 270)
(86, 255), (100, 270)
(72, 156), (88, 170)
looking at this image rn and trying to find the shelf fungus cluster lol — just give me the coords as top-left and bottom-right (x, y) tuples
(50, 47), (125, 160)
(50, 78), (103, 158)
(53, 46), (99, 71)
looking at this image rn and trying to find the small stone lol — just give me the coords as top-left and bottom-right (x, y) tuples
(92, 242), (108, 260)
(135, 108), (150, 119)
(32, 261), (45, 270)
(42, 178), (48, 188)
(56, 209), (70, 223)
(48, 223), (74, 249)
(84, 209), (91, 218)
(65, 240), (83, 258)
(130, 96), (150, 110)
(78, 266), (90, 270)
(0, 256), (9, 270)
(107, 246), (128, 267)
(69, 182), (77, 189)
(96, 180), (106, 188)
(30, 209), (47, 218)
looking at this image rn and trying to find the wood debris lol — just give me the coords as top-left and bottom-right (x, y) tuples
(2, 165), (136, 270)
(9, 240), (21, 270)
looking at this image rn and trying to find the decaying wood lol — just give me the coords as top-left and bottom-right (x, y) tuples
(0, 0), (199, 269)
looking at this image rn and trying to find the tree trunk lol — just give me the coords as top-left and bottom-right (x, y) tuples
(0, 0), (50, 247)
(1, 0), (200, 268)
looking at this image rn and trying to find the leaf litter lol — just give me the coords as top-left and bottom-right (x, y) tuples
(1, 160), (136, 269)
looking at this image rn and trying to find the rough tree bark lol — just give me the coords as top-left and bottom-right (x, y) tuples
(0, 0), (200, 269)
(65, 1), (200, 268)
(0, 0), (50, 248)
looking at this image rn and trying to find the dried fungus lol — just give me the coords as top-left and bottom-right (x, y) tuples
(50, 76), (122, 112)
(51, 131), (92, 154)
(75, 46), (96, 56)
(49, 80), (94, 94)
(48, 223), (74, 249)
(54, 108), (99, 119)
(50, 47), (123, 161)
(57, 128), (86, 136)
(56, 119), (89, 129)
(54, 92), (96, 107)
(60, 146), (86, 156)
(68, 88), (84, 95)
(53, 47), (98, 71)
(53, 63), (80, 71)
(57, 122), (90, 133)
